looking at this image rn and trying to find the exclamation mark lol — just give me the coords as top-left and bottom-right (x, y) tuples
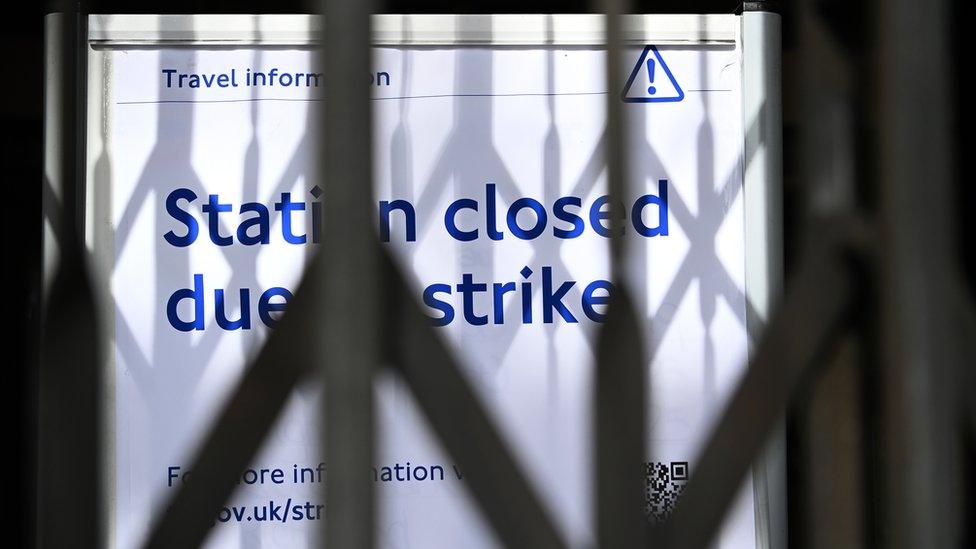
(646, 58), (657, 95)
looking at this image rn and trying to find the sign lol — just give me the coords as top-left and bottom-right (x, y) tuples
(86, 14), (773, 549)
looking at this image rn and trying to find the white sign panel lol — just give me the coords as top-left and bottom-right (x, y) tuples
(100, 23), (756, 549)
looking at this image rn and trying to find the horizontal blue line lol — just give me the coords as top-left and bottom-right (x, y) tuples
(115, 88), (731, 105)
(116, 91), (609, 105)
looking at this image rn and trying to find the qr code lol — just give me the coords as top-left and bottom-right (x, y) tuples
(644, 461), (689, 522)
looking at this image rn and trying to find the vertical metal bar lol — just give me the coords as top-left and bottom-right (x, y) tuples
(791, 3), (868, 548)
(797, 335), (867, 549)
(596, 5), (647, 548)
(38, 6), (102, 549)
(320, 3), (377, 548)
(601, 0), (628, 273)
(875, 0), (962, 547)
(960, 294), (976, 442)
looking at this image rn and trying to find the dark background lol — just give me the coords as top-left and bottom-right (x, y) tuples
(4, 1), (970, 547)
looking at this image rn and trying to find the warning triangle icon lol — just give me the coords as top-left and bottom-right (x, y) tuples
(621, 45), (684, 103)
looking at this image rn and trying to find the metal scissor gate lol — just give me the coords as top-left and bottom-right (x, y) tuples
(37, 1), (974, 548)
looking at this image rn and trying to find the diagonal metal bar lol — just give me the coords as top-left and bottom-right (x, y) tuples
(383, 253), (567, 549)
(144, 252), (327, 549)
(145, 238), (571, 548)
(320, 0), (377, 547)
(595, 4), (648, 548)
(650, 235), (856, 549)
